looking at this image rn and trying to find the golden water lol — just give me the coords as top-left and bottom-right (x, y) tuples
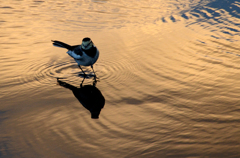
(1, 0), (240, 157)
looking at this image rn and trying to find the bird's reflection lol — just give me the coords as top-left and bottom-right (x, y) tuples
(57, 77), (105, 119)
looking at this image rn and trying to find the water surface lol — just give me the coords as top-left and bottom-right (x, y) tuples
(1, 0), (240, 157)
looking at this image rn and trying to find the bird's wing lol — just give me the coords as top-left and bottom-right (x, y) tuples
(67, 46), (83, 59)
(73, 46), (83, 56)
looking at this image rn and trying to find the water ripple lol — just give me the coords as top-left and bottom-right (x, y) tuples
(1, 0), (240, 157)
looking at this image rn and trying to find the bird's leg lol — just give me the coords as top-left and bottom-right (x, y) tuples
(80, 76), (86, 88)
(78, 65), (86, 76)
(93, 79), (97, 87)
(91, 65), (97, 80)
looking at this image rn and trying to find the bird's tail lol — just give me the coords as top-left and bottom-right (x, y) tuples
(52, 40), (72, 50)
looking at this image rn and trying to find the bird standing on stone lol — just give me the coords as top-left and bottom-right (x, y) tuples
(52, 37), (99, 78)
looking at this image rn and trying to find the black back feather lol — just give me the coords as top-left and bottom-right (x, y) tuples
(52, 40), (73, 50)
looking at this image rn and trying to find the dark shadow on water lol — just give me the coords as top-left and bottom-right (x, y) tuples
(57, 77), (105, 119)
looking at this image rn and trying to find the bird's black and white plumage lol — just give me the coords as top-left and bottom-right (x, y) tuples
(52, 37), (99, 76)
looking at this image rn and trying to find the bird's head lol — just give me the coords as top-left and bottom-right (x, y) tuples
(81, 37), (93, 50)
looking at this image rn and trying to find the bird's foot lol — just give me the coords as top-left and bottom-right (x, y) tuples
(93, 75), (100, 82)
(78, 73), (87, 78)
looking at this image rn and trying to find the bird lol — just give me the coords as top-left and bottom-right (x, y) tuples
(52, 37), (99, 78)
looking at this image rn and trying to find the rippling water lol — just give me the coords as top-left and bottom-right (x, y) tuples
(1, 0), (240, 157)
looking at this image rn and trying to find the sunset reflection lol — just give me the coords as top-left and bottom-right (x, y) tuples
(1, 0), (240, 157)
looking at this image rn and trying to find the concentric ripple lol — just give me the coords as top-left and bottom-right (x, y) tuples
(1, 0), (240, 157)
